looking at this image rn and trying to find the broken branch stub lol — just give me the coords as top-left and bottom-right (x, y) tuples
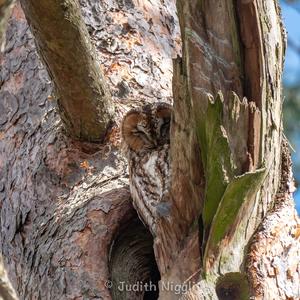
(20, 0), (114, 142)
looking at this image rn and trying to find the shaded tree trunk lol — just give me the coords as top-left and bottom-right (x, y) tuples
(0, 1), (299, 300)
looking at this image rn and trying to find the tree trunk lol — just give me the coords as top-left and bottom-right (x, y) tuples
(0, 1), (179, 299)
(166, 1), (299, 299)
(0, 1), (299, 300)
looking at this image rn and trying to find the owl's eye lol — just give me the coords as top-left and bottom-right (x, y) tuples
(134, 124), (148, 136)
(132, 129), (145, 136)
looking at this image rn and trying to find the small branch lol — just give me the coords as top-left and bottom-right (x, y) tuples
(0, 0), (15, 51)
(20, 0), (114, 142)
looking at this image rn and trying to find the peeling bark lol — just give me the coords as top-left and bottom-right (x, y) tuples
(246, 139), (299, 300)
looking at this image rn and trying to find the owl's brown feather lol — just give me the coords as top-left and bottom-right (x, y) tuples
(121, 102), (172, 234)
(122, 111), (148, 152)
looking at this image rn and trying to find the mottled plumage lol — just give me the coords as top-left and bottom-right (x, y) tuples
(121, 102), (172, 233)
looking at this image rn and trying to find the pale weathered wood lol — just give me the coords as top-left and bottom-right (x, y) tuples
(0, 0), (15, 50)
(163, 1), (298, 299)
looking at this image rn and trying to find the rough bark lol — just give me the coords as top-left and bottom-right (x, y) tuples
(0, 0), (15, 50)
(0, 1), (179, 299)
(1, 0), (299, 300)
(162, 0), (299, 299)
(19, 0), (114, 142)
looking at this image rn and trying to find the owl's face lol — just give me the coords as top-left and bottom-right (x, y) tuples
(122, 102), (172, 152)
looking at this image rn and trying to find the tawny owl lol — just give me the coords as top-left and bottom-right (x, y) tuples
(121, 102), (172, 235)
